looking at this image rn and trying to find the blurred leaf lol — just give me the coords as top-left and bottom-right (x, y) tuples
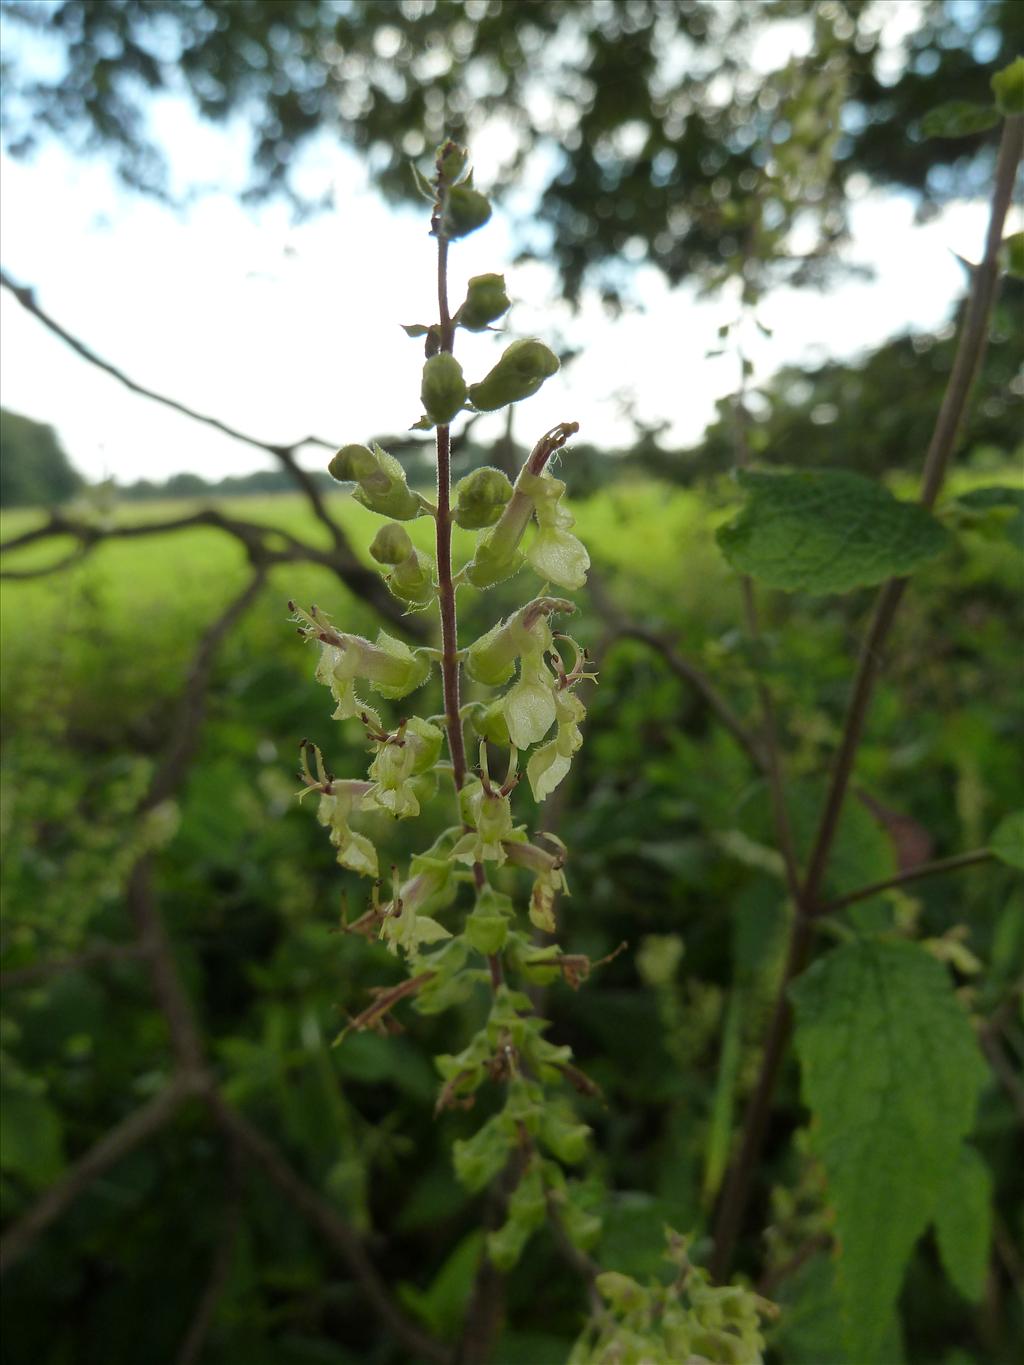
(920, 101), (999, 138)
(397, 1231), (484, 1340)
(0, 1089), (65, 1187)
(990, 811), (1024, 868)
(717, 470), (949, 593)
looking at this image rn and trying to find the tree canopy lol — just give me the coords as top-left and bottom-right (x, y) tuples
(3, 0), (1021, 301)
(0, 408), (83, 506)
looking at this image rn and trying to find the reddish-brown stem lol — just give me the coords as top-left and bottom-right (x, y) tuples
(709, 113), (1024, 1284)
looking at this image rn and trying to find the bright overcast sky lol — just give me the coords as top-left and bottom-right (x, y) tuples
(0, 9), (1015, 486)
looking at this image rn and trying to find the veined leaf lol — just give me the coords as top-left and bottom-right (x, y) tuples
(934, 1144), (992, 1303)
(717, 470), (948, 594)
(790, 939), (986, 1364)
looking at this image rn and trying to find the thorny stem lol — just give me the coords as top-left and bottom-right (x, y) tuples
(709, 113), (1024, 1284)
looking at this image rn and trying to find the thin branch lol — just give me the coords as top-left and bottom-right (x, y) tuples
(756, 1232), (831, 1297)
(545, 1193), (602, 1314)
(207, 1097), (450, 1364)
(0, 1075), (197, 1276)
(709, 115), (1024, 1283)
(819, 848), (994, 915)
(607, 624), (765, 770)
(0, 941), (149, 990)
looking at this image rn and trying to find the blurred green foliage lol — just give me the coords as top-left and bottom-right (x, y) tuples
(2, 469), (1021, 1361)
(0, 409), (84, 508)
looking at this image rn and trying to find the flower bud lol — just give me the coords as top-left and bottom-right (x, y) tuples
(456, 274), (511, 332)
(441, 185), (492, 239)
(328, 442), (421, 521)
(453, 465), (514, 529)
(421, 353), (468, 426)
(468, 340), (560, 412)
(435, 139), (469, 184)
(369, 522), (413, 566)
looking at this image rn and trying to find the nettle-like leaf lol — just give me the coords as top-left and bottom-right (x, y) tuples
(933, 1144), (992, 1303)
(790, 939), (987, 1364)
(717, 469), (949, 594)
(990, 810), (1024, 869)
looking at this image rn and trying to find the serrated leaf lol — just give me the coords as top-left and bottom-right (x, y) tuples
(933, 1144), (992, 1303)
(990, 811), (1024, 868)
(920, 101), (1000, 138)
(717, 469), (949, 594)
(790, 939), (986, 1364)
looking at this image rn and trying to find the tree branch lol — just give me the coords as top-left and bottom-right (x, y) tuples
(0, 941), (149, 990)
(0, 268), (428, 636)
(589, 572), (764, 772)
(709, 113), (1024, 1283)
(0, 1075), (197, 1276)
(818, 848), (994, 915)
(174, 1150), (242, 1365)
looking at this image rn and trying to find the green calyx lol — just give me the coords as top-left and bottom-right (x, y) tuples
(369, 523), (435, 606)
(420, 353), (468, 427)
(328, 442), (421, 520)
(454, 465), (514, 530)
(441, 185), (492, 239)
(468, 339), (561, 411)
(457, 273), (511, 331)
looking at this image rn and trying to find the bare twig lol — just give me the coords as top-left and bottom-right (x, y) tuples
(819, 848), (994, 915)
(709, 113), (1024, 1284)
(1, 940), (149, 990)
(756, 1232), (831, 1297)
(0, 1074), (199, 1275)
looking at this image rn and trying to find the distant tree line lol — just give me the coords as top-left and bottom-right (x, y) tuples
(0, 409), (83, 507)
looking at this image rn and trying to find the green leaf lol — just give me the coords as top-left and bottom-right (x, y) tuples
(1003, 231), (1024, 281)
(0, 1089), (65, 1187)
(790, 939), (986, 1364)
(933, 1144), (992, 1303)
(397, 1230), (484, 1340)
(991, 55), (1024, 116)
(990, 811), (1024, 868)
(920, 101), (1000, 138)
(717, 469), (949, 594)
(954, 486), (1024, 548)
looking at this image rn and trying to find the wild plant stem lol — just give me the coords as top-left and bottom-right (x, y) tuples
(435, 237), (469, 793)
(709, 113), (1024, 1284)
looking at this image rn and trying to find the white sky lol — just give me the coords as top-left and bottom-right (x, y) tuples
(0, 9), (1015, 485)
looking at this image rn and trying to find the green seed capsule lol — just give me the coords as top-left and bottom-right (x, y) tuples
(441, 186), (492, 239)
(457, 274), (511, 331)
(467, 339), (560, 412)
(453, 465), (514, 529)
(421, 353), (468, 426)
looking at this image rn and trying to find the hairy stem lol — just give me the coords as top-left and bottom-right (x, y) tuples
(709, 113), (1024, 1283)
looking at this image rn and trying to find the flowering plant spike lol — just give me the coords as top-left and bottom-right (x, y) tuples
(291, 139), (776, 1350)
(291, 137), (599, 1272)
